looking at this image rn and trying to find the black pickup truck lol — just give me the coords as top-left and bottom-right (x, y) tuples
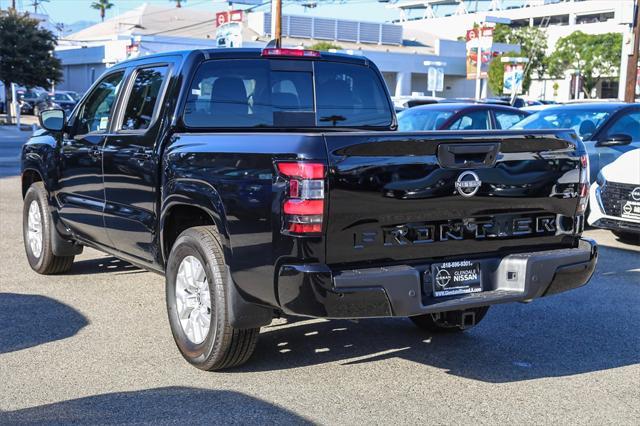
(22, 48), (597, 370)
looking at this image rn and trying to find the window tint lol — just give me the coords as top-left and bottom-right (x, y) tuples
(75, 71), (124, 134)
(397, 108), (454, 131)
(54, 93), (70, 102)
(604, 111), (640, 141)
(183, 59), (392, 128)
(184, 59), (313, 128)
(449, 109), (490, 130)
(315, 61), (392, 127)
(494, 111), (526, 129)
(121, 66), (168, 131)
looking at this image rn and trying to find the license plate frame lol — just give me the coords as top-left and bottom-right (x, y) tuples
(621, 200), (640, 221)
(431, 260), (482, 297)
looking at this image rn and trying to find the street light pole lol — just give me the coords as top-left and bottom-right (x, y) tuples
(272, 0), (282, 48)
(624, 0), (640, 102)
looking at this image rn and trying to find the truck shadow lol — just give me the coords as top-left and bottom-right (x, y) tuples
(241, 245), (639, 382)
(67, 256), (142, 276)
(0, 386), (311, 425)
(0, 293), (88, 354)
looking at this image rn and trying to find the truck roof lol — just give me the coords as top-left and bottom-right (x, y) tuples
(111, 47), (371, 69)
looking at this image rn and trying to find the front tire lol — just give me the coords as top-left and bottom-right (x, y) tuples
(23, 182), (75, 274)
(410, 306), (489, 333)
(166, 226), (259, 371)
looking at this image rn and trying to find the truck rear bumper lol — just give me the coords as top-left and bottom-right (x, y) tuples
(276, 239), (598, 318)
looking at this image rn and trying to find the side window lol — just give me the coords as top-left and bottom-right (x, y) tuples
(121, 66), (168, 131)
(495, 111), (526, 129)
(449, 110), (490, 130)
(604, 111), (640, 141)
(75, 71), (125, 135)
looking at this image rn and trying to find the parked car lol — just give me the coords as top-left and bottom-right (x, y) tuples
(23, 48), (596, 371)
(588, 148), (640, 244)
(512, 103), (640, 182)
(17, 89), (47, 115)
(34, 91), (79, 115)
(397, 103), (529, 131)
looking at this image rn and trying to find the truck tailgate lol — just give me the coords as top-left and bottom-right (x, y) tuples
(323, 130), (585, 266)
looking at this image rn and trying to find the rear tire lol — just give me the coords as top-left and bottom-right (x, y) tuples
(166, 226), (259, 371)
(23, 182), (75, 274)
(410, 306), (489, 333)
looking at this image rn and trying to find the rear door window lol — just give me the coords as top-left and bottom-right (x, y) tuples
(120, 65), (168, 131)
(183, 58), (392, 128)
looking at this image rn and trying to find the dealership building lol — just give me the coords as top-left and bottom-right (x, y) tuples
(53, 0), (634, 101)
(54, 3), (517, 98)
(393, 0), (638, 100)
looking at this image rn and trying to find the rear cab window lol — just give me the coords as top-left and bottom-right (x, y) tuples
(182, 57), (393, 129)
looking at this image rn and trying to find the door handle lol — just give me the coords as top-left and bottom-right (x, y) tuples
(133, 150), (151, 162)
(437, 143), (499, 169)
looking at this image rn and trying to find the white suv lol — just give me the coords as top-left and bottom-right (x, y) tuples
(588, 149), (640, 244)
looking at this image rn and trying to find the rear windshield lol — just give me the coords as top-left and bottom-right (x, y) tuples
(183, 58), (392, 129)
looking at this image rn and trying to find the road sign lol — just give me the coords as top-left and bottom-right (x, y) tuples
(427, 67), (444, 92)
(216, 10), (243, 27)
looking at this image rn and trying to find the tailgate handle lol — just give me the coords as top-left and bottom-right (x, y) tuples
(437, 143), (499, 169)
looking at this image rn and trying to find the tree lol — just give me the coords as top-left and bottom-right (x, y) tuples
(91, 0), (114, 22)
(548, 31), (622, 98)
(308, 42), (342, 51)
(492, 24), (548, 81)
(0, 11), (62, 124)
(170, 0), (186, 7)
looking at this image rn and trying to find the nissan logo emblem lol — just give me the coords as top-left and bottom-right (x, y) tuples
(632, 187), (640, 201)
(455, 171), (482, 197)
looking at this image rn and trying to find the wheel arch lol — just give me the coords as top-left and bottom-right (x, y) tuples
(160, 178), (231, 265)
(22, 168), (44, 198)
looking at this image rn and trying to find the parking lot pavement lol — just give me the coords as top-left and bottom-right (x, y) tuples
(0, 126), (33, 178)
(1, 176), (639, 423)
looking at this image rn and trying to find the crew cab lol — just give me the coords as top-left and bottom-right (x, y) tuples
(22, 48), (597, 371)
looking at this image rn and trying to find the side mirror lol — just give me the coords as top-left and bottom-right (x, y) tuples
(39, 108), (65, 132)
(596, 133), (632, 147)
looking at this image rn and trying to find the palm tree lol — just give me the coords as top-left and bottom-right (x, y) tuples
(171, 0), (186, 8)
(91, 0), (114, 22)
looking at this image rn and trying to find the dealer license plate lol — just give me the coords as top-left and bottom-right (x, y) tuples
(621, 201), (640, 221)
(431, 260), (482, 297)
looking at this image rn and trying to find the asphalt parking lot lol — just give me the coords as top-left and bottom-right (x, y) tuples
(1, 128), (639, 424)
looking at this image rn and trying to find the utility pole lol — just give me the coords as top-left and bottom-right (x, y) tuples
(624, 0), (640, 102)
(271, 0), (282, 47)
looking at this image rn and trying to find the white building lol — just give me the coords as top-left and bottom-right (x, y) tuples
(393, 0), (637, 100)
(55, 3), (517, 98)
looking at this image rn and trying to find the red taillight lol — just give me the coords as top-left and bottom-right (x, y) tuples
(277, 162), (324, 179)
(278, 162), (325, 235)
(262, 48), (321, 58)
(283, 199), (324, 215)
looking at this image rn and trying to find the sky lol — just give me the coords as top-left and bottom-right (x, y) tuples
(1, 0), (527, 28)
(4, 0), (401, 26)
